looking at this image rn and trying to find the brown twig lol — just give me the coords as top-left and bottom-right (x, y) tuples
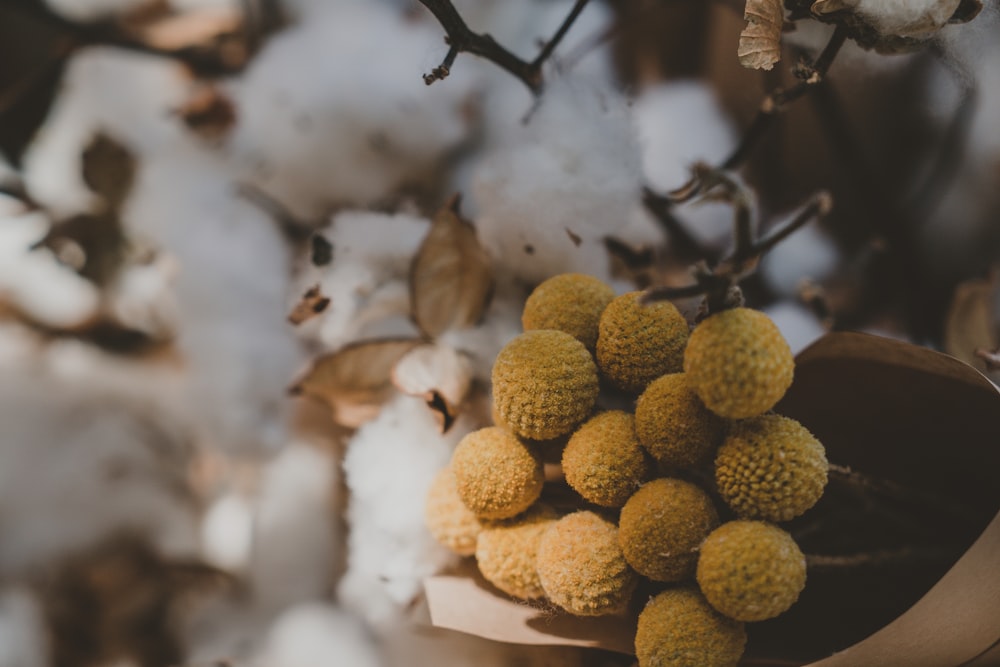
(806, 546), (960, 570)
(416, 0), (590, 94)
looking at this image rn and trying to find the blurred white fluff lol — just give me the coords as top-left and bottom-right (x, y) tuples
(0, 209), (101, 329)
(22, 49), (194, 217)
(224, 0), (476, 219)
(763, 301), (828, 355)
(339, 394), (475, 631)
(201, 492), (255, 572)
(0, 376), (198, 577)
(760, 223), (840, 298)
(253, 603), (381, 667)
(472, 76), (642, 284)
(249, 442), (338, 610)
(301, 211), (429, 350)
(0, 588), (48, 667)
(632, 81), (738, 247)
(43, 0), (153, 22)
(852, 0), (962, 37)
(125, 149), (301, 455)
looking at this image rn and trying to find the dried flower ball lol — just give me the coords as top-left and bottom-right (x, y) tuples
(715, 414), (828, 522)
(562, 411), (651, 508)
(536, 511), (637, 616)
(683, 308), (793, 419)
(425, 466), (484, 555)
(696, 521), (806, 622)
(492, 330), (599, 440)
(475, 503), (558, 600)
(522, 273), (615, 351)
(635, 373), (726, 468)
(635, 588), (746, 667)
(451, 427), (543, 519)
(596, 292), (689, 394)
(619, 478), (719, 582)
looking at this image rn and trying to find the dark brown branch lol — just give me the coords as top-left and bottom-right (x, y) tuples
(641, 187), (716, 263)
(722, 25), (848, 170)
(752, 191), (833, 257)
(416, 0), (590, 94)
(806, 546), (960, 570)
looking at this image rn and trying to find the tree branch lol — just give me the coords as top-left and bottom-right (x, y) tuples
(416, 0), (590, 95)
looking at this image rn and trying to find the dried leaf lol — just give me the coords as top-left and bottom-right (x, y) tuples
(292, 339), (421, 428)
(391, 344), (473, 433)
(120, 6), (243, 51)
(287, 284), (330, 325)
(738, 0), (784, 71)
(410, 195), (494, 338)
(944, 275), (998, 371)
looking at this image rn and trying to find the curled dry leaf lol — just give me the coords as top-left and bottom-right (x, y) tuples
(410, 195), (494, 339)
(944, 274), (998, 372)
(291, 338), (421, 428)
(739, 0), (785, 71)
(287, 284), (330, 325)
(391, 343), (473, 433)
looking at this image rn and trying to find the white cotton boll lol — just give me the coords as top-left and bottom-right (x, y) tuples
(0, 210), (101, 329)
(254, 603), (381, 667)
(106, 253), (180, 339)
(437, 286), (523, 381)
(22, 49), (194, 216)
(472, 76), (643, 283)
(225, 1), (476, 219)
(339, 394), (475, 630)
(305, 211), (429, 349)
(124, 149), (302, 455)
(0, 588), (48, 667)
(249, 442), (338, 610)
(0, 323), (43, 371)
(763, 301), (827, 355)
(0, 377), (198, 576)
(632, 81), (738, 247)
(853, 0), (962, 37)
(43, 0), (152, 22)
(201, 492), (255, 571)
(760, 223), (840, 297)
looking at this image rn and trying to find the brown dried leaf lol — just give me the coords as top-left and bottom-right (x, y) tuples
(410, 195), (494, 338)
(391, 344), (473, 433)
(120, 6), (243, 51)
(738, 0), (784, 71)
(287, 284), (330, 325)
(944, 275), (998, 371)
(292, 338), (421, 428)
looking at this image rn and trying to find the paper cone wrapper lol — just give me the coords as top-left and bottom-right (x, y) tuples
(424, 332), (1000, 666)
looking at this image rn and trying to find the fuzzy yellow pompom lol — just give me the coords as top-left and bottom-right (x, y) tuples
(536, 511), (637, 616)
(619, 478), (719, 582)
(451, 427), (543, 520)
(635, 373), (726, 468)
(596, 292), (689, 394)
(634, 588), (746, 667)
(492, 330), (599, 440)
(683, 308), (793, 419)
(522, 273), (615, 351)
(696, 521), (806, 622)
(475, 504), (558, 600)
(715, 414), (828, 522)
(562, 411), (651, 508)
(425, 466), (485, 555)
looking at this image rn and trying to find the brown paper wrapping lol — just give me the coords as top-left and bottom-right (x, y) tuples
(424, 332), (1000, 665)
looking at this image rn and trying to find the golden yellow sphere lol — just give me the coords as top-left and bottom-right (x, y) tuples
(536, 511), (637, 616)
(562, 411), (651, 508)
(596, 292), (689, 394)
(696, 521), (806, 622)
(492, 330), (599, 440)
(424, 466), (485, 556)
(634, 588), (746, 667)
(619, 478), (719, 582)
(715, 414), (828, 522)
(451, 427), (544, 520)
(634, 373), (726, 468)
(475, 504), (557, 600)
(522, 273), (615, 351)
(683, 308), (794, 419)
